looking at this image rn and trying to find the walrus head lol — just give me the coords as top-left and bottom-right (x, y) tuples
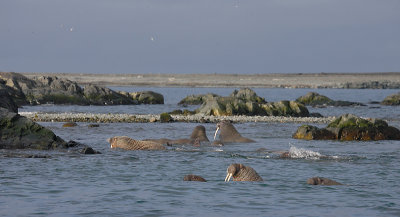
(225, 163), (241, 182)
(190, 125), (209, 142)
(214, 121), (255, 143)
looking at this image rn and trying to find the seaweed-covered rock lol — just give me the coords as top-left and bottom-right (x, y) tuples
(178, 93), (220, 105)
(293, 114), (400, 141)
(229, 88), (266, 103)
(130, 91), (164, 104)
(292, 125), (336, 140)
(381, 92), (400, 105)
(261, 101), (309, 117)
(188, 88), (310, 117)
(296, 92), (364, 107)
(160, 112), (173, 123)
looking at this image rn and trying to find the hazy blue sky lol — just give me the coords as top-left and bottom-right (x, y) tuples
(1, 0), (399, 74)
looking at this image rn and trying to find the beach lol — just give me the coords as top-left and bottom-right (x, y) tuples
(21, 72), (400, 88)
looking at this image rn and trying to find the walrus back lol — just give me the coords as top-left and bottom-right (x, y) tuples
(109, 136), (166, 150)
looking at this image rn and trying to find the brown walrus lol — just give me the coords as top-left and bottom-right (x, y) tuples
(183, 174), (207, 182)
(107, 136), (166, 151)
(146, 125), (214, 146)
(307, 177), (343, 185)
(214, 121), (255, 143)
(225, 163), (263, 182)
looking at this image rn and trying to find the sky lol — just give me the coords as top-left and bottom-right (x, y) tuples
(1, 0), (400, 74)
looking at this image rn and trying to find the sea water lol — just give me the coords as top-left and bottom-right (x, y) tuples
(2, 87), (400, 216)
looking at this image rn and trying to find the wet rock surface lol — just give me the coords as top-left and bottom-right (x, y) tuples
(293, 114), (400, 141)
(296, 92), (365, 107)
(381, 92), (400, 105)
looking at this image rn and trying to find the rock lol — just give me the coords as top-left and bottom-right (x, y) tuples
(130, 91), (164, 104)
(83, 84), (136, 105)
(229, 88), (266, 103)
(88, 124), (100, 128)
(0, 108), (100, 153)
(62, 122), (78, 127)
(0, 89), (18, 113)
(296, 92), (365, 107)
(293, 114), (400, 141)
(292, 125), (336, 140)
(0, 72), (138, 106)
(0, 107), (67, 150)
(261, 101), (310, 117)
(160, 112), (173, 123)
(192, 88), (310, 117)
(381, 92), (400, 105)
(178, 93), (220, 105)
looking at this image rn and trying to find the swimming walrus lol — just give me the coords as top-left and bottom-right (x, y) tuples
(307, 177), (343, 185)
(107, 136), (166, 151)
(183, 174), (207, 182)
(214, 120), (255, 143)
(225, 163), (263, 182)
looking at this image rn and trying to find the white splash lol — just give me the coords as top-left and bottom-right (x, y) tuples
(288, 146), (322, 159)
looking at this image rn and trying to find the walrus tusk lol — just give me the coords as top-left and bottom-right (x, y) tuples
(225, 173), (233, 182)
(214, 126), (220, 140)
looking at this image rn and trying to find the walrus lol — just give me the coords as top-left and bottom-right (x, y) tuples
(183, 174), (207, 182)
(307, 177), (343, 185)
(107, 136), (166, 151)
(146, 125), (213, 145)
(214, 121), (255, 143)
(225, 163), (263, 182)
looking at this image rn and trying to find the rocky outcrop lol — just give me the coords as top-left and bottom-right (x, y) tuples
(189, 88), (310, 117)
(293, 114), (400, 141)
(381, 92), (400, 105)
(0, 72), (140, 105)
(0, 107), (100, 153)
(296, 92), (364, 107)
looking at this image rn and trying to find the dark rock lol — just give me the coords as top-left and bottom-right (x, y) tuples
(296, 92), (365, 107)
(0, 108), (100, 154)
(293, 114), (400, 141)
(88, 124), (100, 128)
(83, 84), (136, 105)
(0, 89), (18, 113)
(130, 91), (164, 104)
(0, 107), (68, 150)
(80, 147), (101, 154)
(381, 92), (400, 105)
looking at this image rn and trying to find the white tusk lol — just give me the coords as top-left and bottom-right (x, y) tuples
(214, 127), (220, 140)
(225, 173), (233, 182)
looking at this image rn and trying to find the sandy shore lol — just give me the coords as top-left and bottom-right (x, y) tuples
(21, 72), (400, 88)
(20, 112), (335, 124)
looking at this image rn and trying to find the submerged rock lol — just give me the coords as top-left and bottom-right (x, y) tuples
(381, 92), (400, 105)
(307, 177), (343, 185)
(293, 114), (400, 141)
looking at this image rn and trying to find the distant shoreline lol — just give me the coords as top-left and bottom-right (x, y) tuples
(20, 72), (400, 88)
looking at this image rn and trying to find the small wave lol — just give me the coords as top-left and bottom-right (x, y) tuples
(287, 146), (323, 159)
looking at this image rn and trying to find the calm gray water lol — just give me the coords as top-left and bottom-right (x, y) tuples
(2, 87), (400, 216)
